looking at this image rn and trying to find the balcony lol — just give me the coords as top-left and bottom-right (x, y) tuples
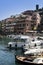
(6, 23), (16, 26)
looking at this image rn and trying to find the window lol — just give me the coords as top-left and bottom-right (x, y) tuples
(14, 39), (26, 42)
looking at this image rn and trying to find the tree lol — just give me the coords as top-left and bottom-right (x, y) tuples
(37, 24), (41, 33)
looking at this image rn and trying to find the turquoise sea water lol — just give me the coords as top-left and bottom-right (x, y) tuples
(0, 37), (24, 65)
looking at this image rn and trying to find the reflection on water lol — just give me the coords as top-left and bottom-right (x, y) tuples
(0, 38), (23, 65)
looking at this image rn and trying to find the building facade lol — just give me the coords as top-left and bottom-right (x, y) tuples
(1, 5), (42, 35)
(1, 17), (16, 35)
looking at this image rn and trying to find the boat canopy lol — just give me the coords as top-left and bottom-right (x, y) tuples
(33, 58), (43, 63)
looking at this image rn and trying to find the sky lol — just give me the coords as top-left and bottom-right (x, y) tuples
(0, 0), (43, 20)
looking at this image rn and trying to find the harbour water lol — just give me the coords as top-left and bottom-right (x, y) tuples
(0, 35), (43, 65)
(0, 37), (24, 65)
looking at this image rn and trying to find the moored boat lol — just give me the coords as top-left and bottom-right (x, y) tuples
(7, 35), (43, 50)
(7, 35), (30, 49)
(15, 55), (43, 65)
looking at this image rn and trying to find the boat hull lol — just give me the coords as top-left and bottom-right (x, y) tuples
(15, 55), (43, 65)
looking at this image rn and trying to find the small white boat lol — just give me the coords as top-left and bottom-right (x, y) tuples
(23, 38), (42, 51)
(24, 48), (43, 56)
(8, 35), (30, 48)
